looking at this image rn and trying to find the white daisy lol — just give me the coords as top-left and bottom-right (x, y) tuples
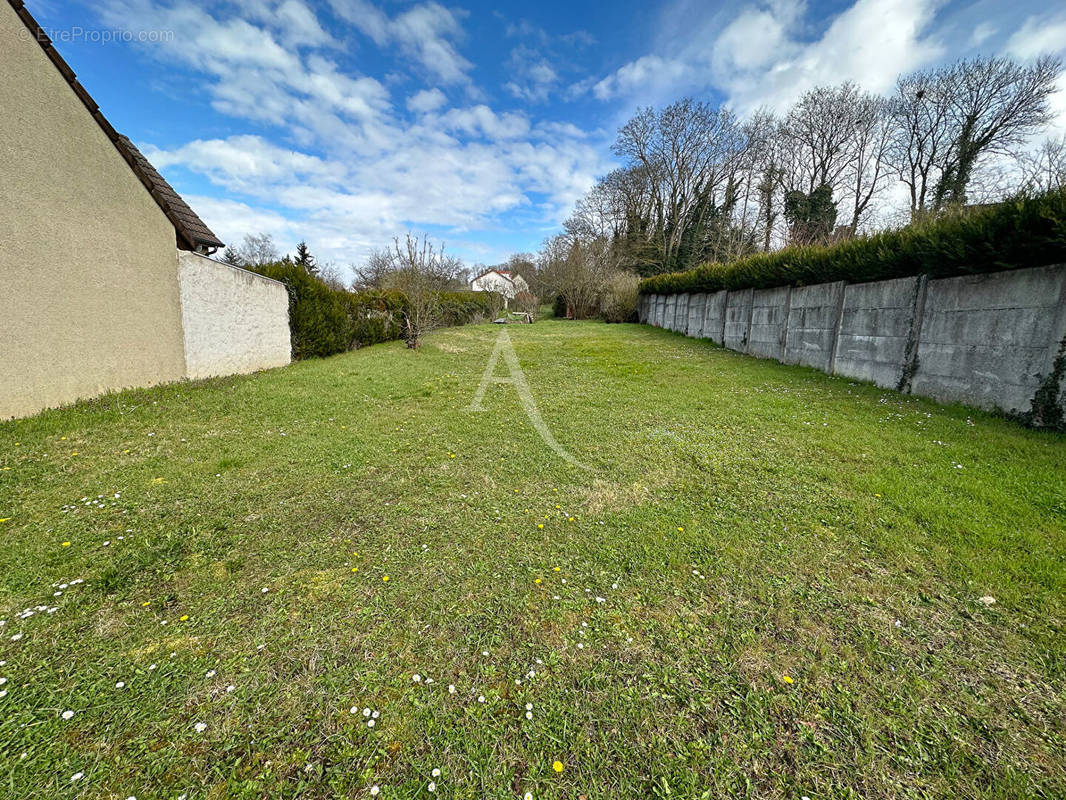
(70, 772), (83, 782)
(194, 722), (207, 733)
(62, 710), (74, 720)
(432, 769), (441, 777)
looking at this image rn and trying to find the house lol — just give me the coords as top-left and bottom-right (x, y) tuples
(470, 268), (530, 307)
(0, 0), (291, 419)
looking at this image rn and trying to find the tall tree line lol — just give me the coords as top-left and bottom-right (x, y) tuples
(550, 54), (1062, 279)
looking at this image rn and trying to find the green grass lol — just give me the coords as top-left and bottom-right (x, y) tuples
(1, 320), (1064, 800)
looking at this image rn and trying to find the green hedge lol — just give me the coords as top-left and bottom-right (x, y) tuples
(639, 188), (1066, 296)
(252, 263), (501, 359)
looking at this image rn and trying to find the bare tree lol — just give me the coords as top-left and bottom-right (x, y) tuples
(370, 234), (463, 348)
(612, 99), (745, 272)
(891, 55), (1062, 216)
(843, 94), (895, 233)
(1021, 135), (1066, 192)
(235, 233), (280, 267)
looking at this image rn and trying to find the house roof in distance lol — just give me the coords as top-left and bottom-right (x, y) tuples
(472, 268), (515, 282)
(6, 0), (225, 252)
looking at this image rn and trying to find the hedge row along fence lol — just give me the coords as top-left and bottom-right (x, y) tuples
(252, 262), (502, 360)
(639, 188), (1066, 296)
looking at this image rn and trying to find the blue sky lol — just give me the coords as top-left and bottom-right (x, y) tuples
(27, 0), (1066, 275)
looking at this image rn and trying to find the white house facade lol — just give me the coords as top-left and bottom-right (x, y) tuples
(470, 269), (529, 306)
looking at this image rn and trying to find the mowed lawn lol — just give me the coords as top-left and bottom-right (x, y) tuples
(1, 320), (1064, 800)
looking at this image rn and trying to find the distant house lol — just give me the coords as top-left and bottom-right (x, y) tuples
(1, 0), (291, 419)
(470, 268), (530, 307)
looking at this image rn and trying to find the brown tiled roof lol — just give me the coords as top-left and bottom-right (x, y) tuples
(6, 0), (225, 251)
(116, 135), (224, 250)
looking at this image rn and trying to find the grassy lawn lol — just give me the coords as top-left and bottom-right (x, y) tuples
(1, 319), (1064, 800)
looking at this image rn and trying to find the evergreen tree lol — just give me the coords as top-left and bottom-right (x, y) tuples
(294, 241), (317, 275)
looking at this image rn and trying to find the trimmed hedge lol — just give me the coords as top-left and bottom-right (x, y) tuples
(639, 188), (1066, 296)
(252, 262), (502, 359)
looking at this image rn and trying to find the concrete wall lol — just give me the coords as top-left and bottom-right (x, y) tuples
(783, 281), (846, 372)
(674, 294), (690, 333)
(909, 265), (1066, 416)
(748, 287), (791, 360)
(723, 289), (754, 351)
(641, 262), (1066, 426)
(1, 2), (187, 419)
(686, 293), (707, 337)
(177, 252), (291, 380)
(702, 291), (728, 344)
(833, 276), (924, 389)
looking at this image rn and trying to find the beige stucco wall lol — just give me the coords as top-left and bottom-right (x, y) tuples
(177, 251), (291, 379)
(0, 2), (187, 419)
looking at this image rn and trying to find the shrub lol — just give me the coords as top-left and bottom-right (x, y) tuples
(513, 291), (540, 321)
(600, 272), (641, 323)
(252, 262), (500, 359)
(552, 294), (568, 319)
(639, 188), (1066, 295)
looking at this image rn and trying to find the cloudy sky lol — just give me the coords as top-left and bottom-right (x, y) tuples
(30, 0), (1066, 275)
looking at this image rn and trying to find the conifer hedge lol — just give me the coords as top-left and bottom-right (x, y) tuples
(639, 188), (1066, 296)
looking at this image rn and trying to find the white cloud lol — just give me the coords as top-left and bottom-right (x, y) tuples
(590, 0), (945, 112)
(592, 55), (694, 101)
(1005, 13), (1066, 61)
(504, 45), (559, 103)
(328, 0), (472, 85)
(407, 88), (448, 113)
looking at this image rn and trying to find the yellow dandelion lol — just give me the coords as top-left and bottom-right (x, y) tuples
(142, 601), (151, 607)
(537, 524), (544, 529)
(552, 761), (564, 773)
(382, 575), (390, 582)
(514, 489), (519, 493)
(151, 477), (165, 484)
(677, 526), (684, 532)
(71, 451), (78, 456)
(60, 436), (67, 441)
(449, 453), (456, 459)
(554, 505), (561, 510)
(61, 541), (71, 547)
(568, 517), (575, 522)
(179, 615), (189, 622)
(782, 675), (794, 684)
(553, 567), (560, 572)
(352, 567), (359, 573)
(535, 578), (542, 584)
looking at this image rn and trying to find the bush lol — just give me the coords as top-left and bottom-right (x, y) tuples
(600, 272), (641, 323)
(640, 188), (1066, 296)
(252, 262), (501, 359)
(552, 294), (568, 319)
(513, 291), (540, 321)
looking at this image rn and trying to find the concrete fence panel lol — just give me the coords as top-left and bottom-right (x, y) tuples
(832, 276), (924, 389)
(784, 281), (846, 372)
(687, 293), (707, 337)
(673, 294), (690, 333)
(910, 264), (1066, 416)
(723, 289), (754, 351)
(640, 263), (1066, 426)
(748, 287), (791, 360)
(656, 295), (667, 327)
(703, 290), (728, 344)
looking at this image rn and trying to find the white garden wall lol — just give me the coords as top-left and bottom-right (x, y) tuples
(177, 251), (291, 380)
